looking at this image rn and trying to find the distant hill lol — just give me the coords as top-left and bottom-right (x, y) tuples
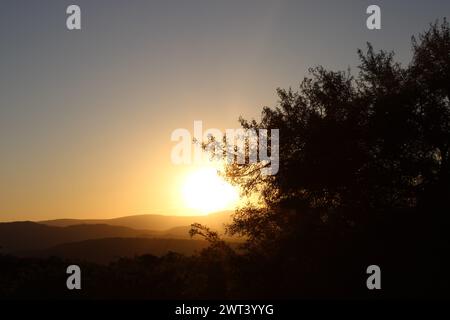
(0, 222), (157, 252)
(39, 211), (233, 232)
(21, 237), (212, 264)
(0, 211), (237, 262)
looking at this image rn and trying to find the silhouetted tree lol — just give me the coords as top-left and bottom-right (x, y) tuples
(204, 19), (450, 298)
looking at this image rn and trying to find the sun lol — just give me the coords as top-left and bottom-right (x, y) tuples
(182, 167), (239, 214)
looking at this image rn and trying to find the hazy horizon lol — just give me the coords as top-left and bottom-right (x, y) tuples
(0, 208), (234, 223)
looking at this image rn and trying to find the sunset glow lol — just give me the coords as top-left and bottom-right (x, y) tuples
(182, 167), (239, 214)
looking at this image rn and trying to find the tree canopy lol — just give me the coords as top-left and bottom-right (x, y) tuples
(219, 19), (450, 243)
(189, 19), (450, 298)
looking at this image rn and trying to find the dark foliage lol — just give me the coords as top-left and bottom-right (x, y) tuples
(217, 19), (450, 299)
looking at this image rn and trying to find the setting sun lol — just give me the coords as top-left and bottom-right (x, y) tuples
(182, 167), (239, 214)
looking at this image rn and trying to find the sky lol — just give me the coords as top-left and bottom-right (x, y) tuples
(0, 0), (449, 221)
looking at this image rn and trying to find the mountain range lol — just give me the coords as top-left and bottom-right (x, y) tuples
(39, 210), (231, 231)
(0, 211), (235, 263)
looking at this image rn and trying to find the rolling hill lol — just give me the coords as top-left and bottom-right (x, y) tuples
(0, 211), (237, 263)
(0, 222), (157, 252)
(39, 211), (233, 231)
